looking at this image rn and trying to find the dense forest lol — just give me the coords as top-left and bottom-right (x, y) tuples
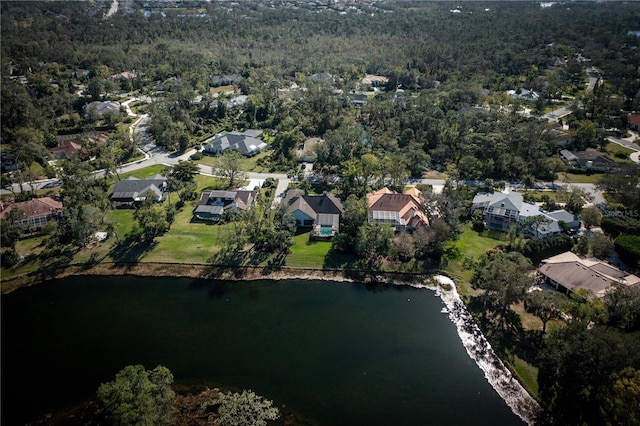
(3, 1), (640, 168)
(2, 2), (640, 425)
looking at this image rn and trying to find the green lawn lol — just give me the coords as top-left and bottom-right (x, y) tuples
(285, 232), (333, 268)
(118, 165), (166, 180)
(604, 141), (635, 164)
(559, 172), (603, 184)
(508, 355), (539, 400)
(443, 224), (508, 297)
(195, 151), (271, 173)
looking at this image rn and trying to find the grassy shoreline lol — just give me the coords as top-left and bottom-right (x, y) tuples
(0, 261), (432, 295)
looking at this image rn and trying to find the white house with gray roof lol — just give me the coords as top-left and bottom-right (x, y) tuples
(193, 189), (256, 221)
(83, 101), (121, 119)
(202, 130), (267, 157)
(110, 175), (167, 207)
(472, 192), (579, 238)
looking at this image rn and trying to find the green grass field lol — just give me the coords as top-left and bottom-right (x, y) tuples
(443, 224), (508, 297)
(195, 151), (271, 173)
(559, 172), (603, 184)
(285, 232), (333, 268)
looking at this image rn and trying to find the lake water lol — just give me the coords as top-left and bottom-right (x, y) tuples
(2, 276), (524, 425)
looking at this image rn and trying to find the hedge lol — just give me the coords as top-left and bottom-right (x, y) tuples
(614, 234), (640, 268)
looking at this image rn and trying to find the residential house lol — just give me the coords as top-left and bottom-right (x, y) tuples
(629, 112), (640, 130)
(50, 140), (82, 160)
(506, 88), (539, 100)
(360, 75), (389, 87)
(561, 149), (621, 172)
(276, 84), (305, 101)
(0, 196), (63, 231)
(546, 209), (581, 230)
(284, 189), (343, 239)
(297, 137), (323, 163)
(551, 127), (572, 146)
(1, 150), (20, 172)
(351, 93), (368, 106)
(110, 175), (167, 207)
(211, 74), (243, 87)
(471, 192), (579, 238)
(193, 189), (256, 221)
(83, 101), (121, 119)
(202, 130), (267, 157)
(539, 251), (640, 298)
(309, 72), (335, 83)
(111, 70), (137, 81)
(367, 187), (429, 232)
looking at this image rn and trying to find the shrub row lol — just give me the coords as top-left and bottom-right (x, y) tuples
(614, 234), (640, 268)
(601, 215), (640, 237)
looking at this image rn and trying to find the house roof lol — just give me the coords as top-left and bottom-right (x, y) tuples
(361, 74), (389, 85)
(284, 188), (306, 204)
(472, 192), (524, 211)
(203, 131), (267, 156)
(0, 197), (63, 220)
(629, 112), (640, 127)
(111, 70), (137, 80)
(546, 209), (580, 226)
(302, 193), (343, 215)
(539, 251), (640, 297)
(211, 74), (243, 86)
(286, 192), (343, 223)
(310, 72), (335, 82)
(572, 150), (618, 168)
(367, 187), (429, 229)
(560, 149), (579, 162)
(197, 189), (256, 211)
(288, 196), (317, 220)
(50, 140), (82, 159)
(83, 101), (120, 116)
(111, 176), (166, 201)
(351, 94), (368, 105)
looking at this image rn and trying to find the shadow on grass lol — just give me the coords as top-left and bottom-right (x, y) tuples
(477, 229), (509, 241)
(322, 247), (358, 269)
(108, 232), (158, 265)
(467, 295), (540, 367)
(33, 246), (78, 279)
(261, 253), (286, 275)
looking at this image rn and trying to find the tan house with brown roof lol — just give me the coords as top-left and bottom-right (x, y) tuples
(367, 187), (429, 232)
(0, 196), (63, 231)
(539, 251), (640, 298)
(50, 140), (82, 160)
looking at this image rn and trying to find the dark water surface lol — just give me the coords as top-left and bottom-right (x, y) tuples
(2, 276), (523, 425)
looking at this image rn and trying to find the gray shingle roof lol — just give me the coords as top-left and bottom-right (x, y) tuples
(203, 131), (267, 156)
(111, 176), (166, 202)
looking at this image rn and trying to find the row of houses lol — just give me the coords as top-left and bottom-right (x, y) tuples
(5, 181), (639, 301)
(109, 176), (429, 235)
